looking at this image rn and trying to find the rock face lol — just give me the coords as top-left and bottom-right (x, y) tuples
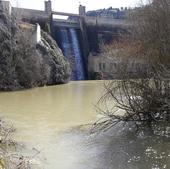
(0, 11), (70, 91)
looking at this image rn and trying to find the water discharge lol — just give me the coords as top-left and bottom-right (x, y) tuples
(60, 28), (71, 57)
(70, 28), (85, 80)
(60, 28), (86, 80)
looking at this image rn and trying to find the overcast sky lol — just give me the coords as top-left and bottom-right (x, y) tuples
(10, 0), (143, 13)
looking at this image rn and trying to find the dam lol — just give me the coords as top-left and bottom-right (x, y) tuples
(0, 0), (131, 80)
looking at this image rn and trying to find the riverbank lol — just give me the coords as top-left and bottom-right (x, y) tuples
(0, 118), (43, 169)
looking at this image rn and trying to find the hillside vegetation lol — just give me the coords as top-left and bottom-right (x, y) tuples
(0, 10), (70, 91)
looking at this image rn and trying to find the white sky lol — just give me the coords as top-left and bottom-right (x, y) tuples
(10, 0), (144, 14)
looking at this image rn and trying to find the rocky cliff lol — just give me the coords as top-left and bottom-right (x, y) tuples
(0, 11), (70, 91)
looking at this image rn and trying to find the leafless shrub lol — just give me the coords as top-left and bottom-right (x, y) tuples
(92, 69), (170, 134)
(92, 0), (170, 133)
(0, 119), (42, 169)
(130, 0), (170, 63)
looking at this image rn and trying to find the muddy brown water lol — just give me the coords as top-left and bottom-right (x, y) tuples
(0, 80), (169, 169)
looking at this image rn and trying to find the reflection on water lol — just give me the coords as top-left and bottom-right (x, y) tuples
(0, 81), (169, 169)
(56, 123), (170, 169)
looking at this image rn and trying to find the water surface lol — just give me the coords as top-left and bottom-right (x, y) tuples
(0, 80), (169, 169)
(0, 80), (104, 168)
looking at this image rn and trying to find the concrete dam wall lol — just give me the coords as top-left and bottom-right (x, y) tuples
(1, 0), (131, 80)
(51, 8), (130, 80)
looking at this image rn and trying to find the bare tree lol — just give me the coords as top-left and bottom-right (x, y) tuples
(92, 0), (170, 133)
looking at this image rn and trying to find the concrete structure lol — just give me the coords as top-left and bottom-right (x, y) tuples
(19, 22), (41, 44)
(79, 5), (86, 16)
(1, 1), (131, 38)
(88, 53), (150, 79)
(0, 0), (11, 15)
(0, 0), (131, 36)
(1, 0), (130, 30)
(1, 0), (132, 79)
(45, 0), (52, 14)
(12, 7), (50, 23)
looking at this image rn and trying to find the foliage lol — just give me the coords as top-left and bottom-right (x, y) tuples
(0, 8), (70, 91)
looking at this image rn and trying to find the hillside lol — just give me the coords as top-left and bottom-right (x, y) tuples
(0, 10), (70, 91)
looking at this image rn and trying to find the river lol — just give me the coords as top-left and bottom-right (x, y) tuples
(0, 81), (104, 168)
(0, 81), (169, 169)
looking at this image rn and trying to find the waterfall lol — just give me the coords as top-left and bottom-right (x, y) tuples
(60, 29), (71, 57)
(69, 28), (85, 80)
(59, 28), (86, 80)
